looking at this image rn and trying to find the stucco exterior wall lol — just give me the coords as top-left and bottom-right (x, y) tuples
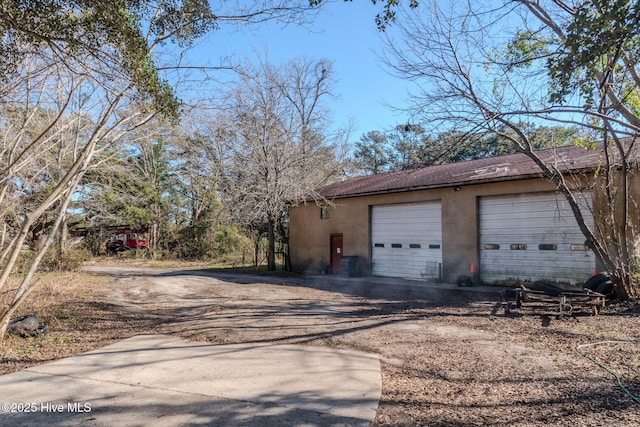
(289, 177), (565, 283)
(591, 169), (640, 269)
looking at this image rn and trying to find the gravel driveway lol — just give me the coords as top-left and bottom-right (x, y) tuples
(80, 265), (640, 426)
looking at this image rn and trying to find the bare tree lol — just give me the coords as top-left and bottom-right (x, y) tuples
(219, 56), (347, 270)
(1, 1), (362, 339)
(0, 49), (162, 335)
(383, 1), (640, 298)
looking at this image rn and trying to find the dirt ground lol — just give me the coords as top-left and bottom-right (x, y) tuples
(2, 263), (640, 426)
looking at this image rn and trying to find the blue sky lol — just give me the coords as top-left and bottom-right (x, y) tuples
(184, 1), (413, 139)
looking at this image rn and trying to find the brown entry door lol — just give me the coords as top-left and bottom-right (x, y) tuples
(330, 234), (343, 274)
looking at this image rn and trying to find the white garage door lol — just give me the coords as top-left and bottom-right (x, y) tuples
(371, 202), (442, 280)
(479, 192), (595, 285)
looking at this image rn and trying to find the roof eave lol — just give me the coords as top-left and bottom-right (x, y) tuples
(321, 167), (595, 200)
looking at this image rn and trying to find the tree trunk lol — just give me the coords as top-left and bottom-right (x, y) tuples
(0, 185), (75, 340)
(254, 239), (259, 268)
(284, 243), (291, 272)
(151, 221), (159, 260)
(59, 215), (68, 254)
(267, 218), (276, 271)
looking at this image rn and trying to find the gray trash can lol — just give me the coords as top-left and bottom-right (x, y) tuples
(341, 256), (359, 277)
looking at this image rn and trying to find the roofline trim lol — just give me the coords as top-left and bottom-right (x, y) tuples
(321, 166), (595, 200)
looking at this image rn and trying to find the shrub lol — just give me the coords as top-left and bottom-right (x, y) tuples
(40, 247), (92, 272)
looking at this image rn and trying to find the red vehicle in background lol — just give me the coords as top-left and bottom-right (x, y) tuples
(105, 227), (149, 254)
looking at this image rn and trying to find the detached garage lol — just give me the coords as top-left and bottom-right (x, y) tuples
(288, 144), (628, 286)
(371, 202), (442, 280)
(479, 192), (596, 285)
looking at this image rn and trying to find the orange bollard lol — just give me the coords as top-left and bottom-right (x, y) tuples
(470, 262), (477, 286)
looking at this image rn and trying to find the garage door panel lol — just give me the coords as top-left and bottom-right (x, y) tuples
(479, 192), (595, 285)
(371, 202), (442, 280)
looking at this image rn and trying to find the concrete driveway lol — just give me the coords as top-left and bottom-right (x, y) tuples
(0, 334), (381, 426)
